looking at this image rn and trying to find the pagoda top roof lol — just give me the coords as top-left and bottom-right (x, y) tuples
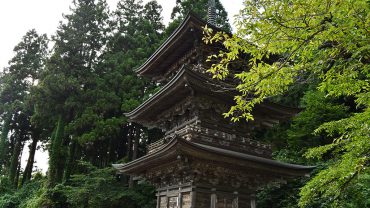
(135, 13), (220, 78)
(125, 66), (299, 127)
(113, 137), (314, 177)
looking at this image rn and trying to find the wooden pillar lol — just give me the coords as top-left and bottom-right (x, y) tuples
(232, 191), (239, 208)
(156, 191), (160, 208)
(250, 194), (256, 208)
(190, 190), (196, 208)
(178, 188), (182, 208)
(210, 193), (217, 208)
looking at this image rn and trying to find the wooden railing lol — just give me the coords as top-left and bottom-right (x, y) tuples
(147, 138), (166, 154)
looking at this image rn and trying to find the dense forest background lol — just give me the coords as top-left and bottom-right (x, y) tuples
(0, 0), (368, 208)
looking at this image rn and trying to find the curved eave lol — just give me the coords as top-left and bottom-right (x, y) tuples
(125, 66), (300, 126)
(125, 66), (189, 119)
(125, 66), (234, 122)
(135, 13), (221, 78)
(113, 137), (315, 177)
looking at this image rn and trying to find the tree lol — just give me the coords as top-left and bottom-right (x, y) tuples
(0, 29), (48, 186)
(204, 0), (369, 206)
(0, 0), (198, 206)
(32, 0), (165, 188)
(33, 0), (111, 187)
(98, 0), (165, 165)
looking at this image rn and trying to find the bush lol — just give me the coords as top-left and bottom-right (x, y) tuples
(17, 162), (156, 208)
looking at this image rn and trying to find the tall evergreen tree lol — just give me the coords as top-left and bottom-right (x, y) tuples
(33, 0), (110, 187)
(0, 29), (48, 186)
(33, 0), (164, 187)
(94, 0), (165, 164)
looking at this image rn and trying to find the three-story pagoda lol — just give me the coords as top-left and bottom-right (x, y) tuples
(113, 13), (313, 208)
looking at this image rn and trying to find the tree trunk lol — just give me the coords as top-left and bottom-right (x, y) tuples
(127, 124), (136, 188)
(119, 127), (129, 160)
(0, 115), (11, 174)
(107, 137), (114, 166)
(127, 126), (133, 161)
(22, 137), (38, 185)
(9, 137), (22, 187)
(64, 139), (77, 181)
(48, 116), (67, 187)
(129, 124), (141, 188)
(15, 156), (22, 188)
(132, 125), (139, 160)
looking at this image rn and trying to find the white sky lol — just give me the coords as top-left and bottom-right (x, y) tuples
(0, 0), (243, 70)
(1, 0), (243, 172)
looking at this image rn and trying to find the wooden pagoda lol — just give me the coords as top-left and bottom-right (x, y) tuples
(113, 14), (314, 208)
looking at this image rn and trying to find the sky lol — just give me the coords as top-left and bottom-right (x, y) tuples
(0, 0), (243, 70)
(1, 0), (244, 172)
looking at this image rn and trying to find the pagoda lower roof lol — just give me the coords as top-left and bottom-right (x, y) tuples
(125, 66), (299, 126)
(113, 137), (314, 177)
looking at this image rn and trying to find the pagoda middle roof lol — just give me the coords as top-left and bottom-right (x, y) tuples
(125, 65), (234, 123)
(135, 13), (219, 78)
(125, 66), (299, 126)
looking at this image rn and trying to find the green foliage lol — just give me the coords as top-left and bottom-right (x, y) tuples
(340, 173), (370, 208)
(287, 90), (349, 149)
(58, 166), (155, 208)
(0, 164), (156, 208)
(0, 175), (46, 208)
(300, 109), (370, 207)
(257, 179), (307, 208)
(0, 1), (167, 207)
(20, 163), (155, 208)
(0, 176), (12, 195)
(205, 0), (370, 206)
